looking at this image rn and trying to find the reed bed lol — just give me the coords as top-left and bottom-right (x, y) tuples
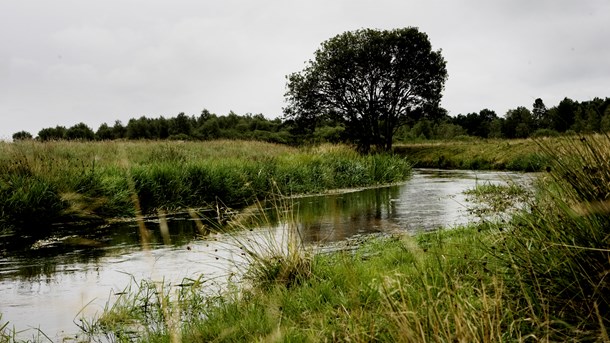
(0, 140), (411, 236)
(496, 134), (610, 339)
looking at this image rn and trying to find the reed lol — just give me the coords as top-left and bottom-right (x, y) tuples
(0, 140), (411, 236)
(497, 134), (610, 338)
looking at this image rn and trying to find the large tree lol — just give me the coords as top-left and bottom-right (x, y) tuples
(284, 27), (447, 153)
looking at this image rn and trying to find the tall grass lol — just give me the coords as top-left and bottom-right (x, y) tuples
(9, 134), (610, 341)
(497, 134), (610, 338)
(394, 138), (552, 171)
(0, 141), (411, 236)
(88, 224), (516, 342)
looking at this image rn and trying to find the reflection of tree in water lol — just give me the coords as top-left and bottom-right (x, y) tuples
(294, 186), (401, 243)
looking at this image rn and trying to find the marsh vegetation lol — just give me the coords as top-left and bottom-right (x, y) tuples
(0, 140), (411, 239)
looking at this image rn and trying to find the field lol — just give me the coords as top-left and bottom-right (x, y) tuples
(394, 137), (552, 171)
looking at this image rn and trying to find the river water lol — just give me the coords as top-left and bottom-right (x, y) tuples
(0, 169), (533, 341)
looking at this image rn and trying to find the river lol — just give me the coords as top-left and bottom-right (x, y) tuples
(0, 169), (533, 341)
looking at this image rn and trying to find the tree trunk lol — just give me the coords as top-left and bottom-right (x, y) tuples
(384, 114), (394, 152)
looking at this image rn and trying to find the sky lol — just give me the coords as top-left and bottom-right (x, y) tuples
(1, 0), (609, 140)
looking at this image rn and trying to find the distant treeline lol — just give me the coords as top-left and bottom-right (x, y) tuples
(13, 110), (295, 144)
(11, 96), (610, 143)
(398, 96), (610, 140)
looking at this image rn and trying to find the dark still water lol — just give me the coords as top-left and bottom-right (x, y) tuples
(0, 169), (533, 340)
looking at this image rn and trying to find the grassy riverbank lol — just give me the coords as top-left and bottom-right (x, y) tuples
(394, 137), (552, 171)
(0, 140), (411, 236)
(69, 134), (610, 342)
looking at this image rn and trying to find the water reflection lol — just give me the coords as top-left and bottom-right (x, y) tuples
(0, 219), (201, 281)
(294, 186), (401, 243)
(0, 169), (534, 340)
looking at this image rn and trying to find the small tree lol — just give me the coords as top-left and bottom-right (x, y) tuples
(12, 131), (33, 141)
(503, 107), (533, 138)
(66, 122), (95, 140)
(37, 126), (67, 141)
(532, 98), (549, 129)
(551, 97), (578, 132)
(96, 123), (114, 140)
(284, 27), (447, 153)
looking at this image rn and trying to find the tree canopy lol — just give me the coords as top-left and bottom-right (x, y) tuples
(284, 27), (448, 152)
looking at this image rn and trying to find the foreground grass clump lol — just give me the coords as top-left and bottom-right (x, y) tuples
(497, 134), (610, 338)
(0, 140), (411, 235)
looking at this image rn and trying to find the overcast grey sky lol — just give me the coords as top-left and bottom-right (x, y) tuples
(1, 0), (609, 139)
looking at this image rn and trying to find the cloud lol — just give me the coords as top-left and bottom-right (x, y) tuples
(1, 0), (609, 139)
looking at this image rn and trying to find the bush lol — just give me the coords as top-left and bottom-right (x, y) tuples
(12, 131), (33, 141)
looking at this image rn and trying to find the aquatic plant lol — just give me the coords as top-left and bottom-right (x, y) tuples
(464, 181), (530, 215)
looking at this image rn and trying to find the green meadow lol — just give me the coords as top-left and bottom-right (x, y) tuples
(394, 137), (552, 171)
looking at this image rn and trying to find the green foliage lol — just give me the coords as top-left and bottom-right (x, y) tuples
(17, 95), (610, 144)
(439, 97), (610, 141)
(37, 125), (67, 141)
(503, 107), (534, 138)
(66, 122), (95, 141)
(452, 109), (499, 138)
(284, 27), (448, 153)
(95, 123), (114, 140)
(11, 131), (33, 141)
